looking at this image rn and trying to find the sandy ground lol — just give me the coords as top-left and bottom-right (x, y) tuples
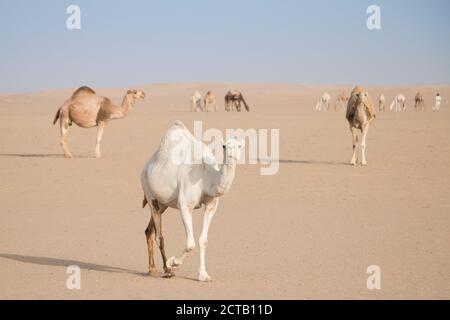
(0, 83), (449, 299)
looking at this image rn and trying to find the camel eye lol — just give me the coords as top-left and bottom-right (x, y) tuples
(222, 145), (226, 149)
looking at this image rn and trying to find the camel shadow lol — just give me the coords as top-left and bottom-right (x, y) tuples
(258, 158), (348, 166)
(0, 253), (143, 276)
(279, 159), (348, 166)
(0, 253), (202, 281)
(0, 153), (89, 158)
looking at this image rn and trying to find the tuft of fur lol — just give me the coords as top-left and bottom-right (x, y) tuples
(52, 108), (60, 125)
(142, 196), (148, 208)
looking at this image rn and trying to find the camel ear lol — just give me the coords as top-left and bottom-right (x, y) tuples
(218, 138), (225, 149)
(127, 89), (132, 94)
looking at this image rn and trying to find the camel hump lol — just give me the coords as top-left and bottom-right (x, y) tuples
(174, 120), (186, 128)
(72, 86), (96, 97)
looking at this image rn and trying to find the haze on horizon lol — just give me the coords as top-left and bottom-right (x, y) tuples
(0, 0), (449, 93)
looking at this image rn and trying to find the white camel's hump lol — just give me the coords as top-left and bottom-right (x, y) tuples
(154, 120), (218, 169)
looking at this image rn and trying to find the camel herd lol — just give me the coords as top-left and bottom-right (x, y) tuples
(191, 90), (250, 112)
(51, 85), (443, 281)
(318, 89), (444, 166)
(317, 91), (443, 113)
(52, 86), (248, 281)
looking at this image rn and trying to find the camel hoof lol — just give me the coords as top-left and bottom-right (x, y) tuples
(162, 271), (175, 278)
(350, 161), (356, 166)
(361, 161), (368, 166)
(148, 267), (158, 275)
(198, 271), (211, 282)
(166, 256), (181, 270)
(95, 153), (101, 158)
(64, 154), (73, 159)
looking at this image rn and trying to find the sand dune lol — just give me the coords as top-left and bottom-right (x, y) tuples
(0, 83), (449, 299)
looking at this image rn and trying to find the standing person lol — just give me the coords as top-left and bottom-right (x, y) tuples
(434, 93), (442, 112)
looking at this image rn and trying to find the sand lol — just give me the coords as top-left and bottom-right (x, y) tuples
(0, 83), (449, 299)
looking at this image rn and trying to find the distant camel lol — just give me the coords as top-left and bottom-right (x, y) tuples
(203, 91), (217, 112)
(414, 92), (425, 111)
(346, 86), (376, 166)
(225, 90), (250, 112)
(335, 92), (349, 111)
(190, 91), (202, 112)
(141, 121), (243, 280)
(53, 86), (145, 158)
(390, 94), (406, 112)
(315, 93), (331, 111)
(378, 94), (386, 111)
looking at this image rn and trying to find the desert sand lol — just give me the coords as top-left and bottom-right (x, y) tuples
(0, 83), (449, 299)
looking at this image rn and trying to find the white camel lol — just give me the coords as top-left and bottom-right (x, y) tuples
(390, 94), (406, 112)
(378, 94), (386, 111)
(190, 91), (202, 112)
(315, 93), (331, 111)
(141, 121), (243, 281)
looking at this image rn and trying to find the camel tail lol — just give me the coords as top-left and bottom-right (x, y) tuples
(52, 108), (61, 125)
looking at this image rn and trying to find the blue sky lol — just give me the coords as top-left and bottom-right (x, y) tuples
(0, 0), (449, 93)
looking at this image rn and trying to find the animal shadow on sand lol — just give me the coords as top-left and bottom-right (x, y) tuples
(0, 153), (88, 158)
(0, 253), (145, 277)
(259, 158), (348, 166)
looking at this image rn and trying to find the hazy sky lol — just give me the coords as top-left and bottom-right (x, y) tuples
(0, 0), (449, 93)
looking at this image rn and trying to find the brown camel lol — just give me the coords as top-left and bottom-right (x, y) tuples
(415, 92), (425, 111)
(346, 86), (376, 166)
(225, 90), (250, 112)
(203, 91), (217, 112)
(52, 86), (145, 158)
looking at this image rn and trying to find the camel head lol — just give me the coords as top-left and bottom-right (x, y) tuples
(126, 89), (146, 101)
(222, 139), (245, 164)
(352, 87), (372, 107)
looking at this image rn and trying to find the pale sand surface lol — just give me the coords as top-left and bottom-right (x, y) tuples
(0, 83), (449, 299)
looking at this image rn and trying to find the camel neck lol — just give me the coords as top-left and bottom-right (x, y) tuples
(209, 162), (236, 197)
(120, 95), (134, 116)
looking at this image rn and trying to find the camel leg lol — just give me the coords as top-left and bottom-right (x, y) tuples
(166, 204), (195, 272)
(59, 118), (73, 158)
(151, 204), (172, 277)
(95, 122), (106, 158)
(350, 126), (358, 166)
(198, 198), (219, 282)
(145, 217), (158, 274)
(360, 124), (370, 166)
